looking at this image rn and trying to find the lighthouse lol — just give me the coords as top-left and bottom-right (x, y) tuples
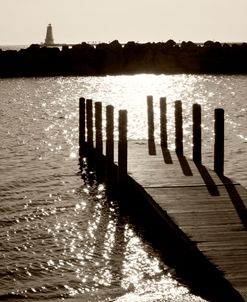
(44, 24), (54, 46)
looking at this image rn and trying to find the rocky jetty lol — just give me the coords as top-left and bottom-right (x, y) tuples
(1, 40), (247, 77)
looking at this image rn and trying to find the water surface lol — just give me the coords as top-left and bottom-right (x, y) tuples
(1, 74), (247, 301)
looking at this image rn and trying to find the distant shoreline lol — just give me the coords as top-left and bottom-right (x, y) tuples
(1, 40), (247, 77)
(0, 45), (28, 51)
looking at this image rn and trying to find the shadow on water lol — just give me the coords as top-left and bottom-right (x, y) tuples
(78, 156), (126, 293)
(78, 154), (244, 302)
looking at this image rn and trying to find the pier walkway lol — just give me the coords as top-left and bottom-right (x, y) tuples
(80, 97), (247, 301)
(126, 140), (247, 301)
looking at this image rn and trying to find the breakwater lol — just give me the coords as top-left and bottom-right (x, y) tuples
(1, 40), (247, 77)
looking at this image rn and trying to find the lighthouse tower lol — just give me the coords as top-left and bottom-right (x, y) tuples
(44, 24), (54, 46)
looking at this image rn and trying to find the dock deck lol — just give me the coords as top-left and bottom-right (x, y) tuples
(125, 140), (247, 301)
(80, 97), (247, 301)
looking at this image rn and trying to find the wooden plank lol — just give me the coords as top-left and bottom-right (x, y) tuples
(124, 141), (247, 300)
(101, 139), (247, 300)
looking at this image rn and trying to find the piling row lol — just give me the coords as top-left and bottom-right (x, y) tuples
(79, 96), (225, 187)
(146, 96), (224, 175)
(79, 99), (128, 192)
(77, 97), (247, 302)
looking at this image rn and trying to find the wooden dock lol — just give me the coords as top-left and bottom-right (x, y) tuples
(127, 141), (247, 300)
(79, 97), (247, 301)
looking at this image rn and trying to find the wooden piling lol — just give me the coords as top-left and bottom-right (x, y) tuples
(147, 96), (156, 155)
(95, 102), (103, 156)
(106, 105), (114, 186)
(192, 103), (202, 164)
(147, 96), (155, 142)
(175, 100), (183, 156)
(118, 110), (128, 185)
(214, 108), (224, 176)
(79, 97), (85, 156)
(86, 99), (93, 151)
(95, 102), (103, 181)
(160, 97), (167, 148)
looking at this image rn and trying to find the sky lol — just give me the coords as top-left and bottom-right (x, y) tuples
(0, 0), (247, 45)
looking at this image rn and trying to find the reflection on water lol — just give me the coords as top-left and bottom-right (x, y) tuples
(0, 172), (206, 301)
(0, 74), (247, 301)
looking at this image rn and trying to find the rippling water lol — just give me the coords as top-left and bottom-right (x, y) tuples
(0, 74), (247, 301)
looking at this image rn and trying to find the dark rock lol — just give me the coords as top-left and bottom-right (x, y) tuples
(1, 40), (247, 77)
